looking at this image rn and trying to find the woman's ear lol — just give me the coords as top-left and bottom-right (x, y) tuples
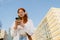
(25, 12), (27, 14)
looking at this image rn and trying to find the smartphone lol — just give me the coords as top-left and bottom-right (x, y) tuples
(15, 17), (20, 20)
(15, 16), (22, 20)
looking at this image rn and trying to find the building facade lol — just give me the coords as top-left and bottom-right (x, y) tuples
(32, 7), (60, 40)
(0, 30), (8, 40)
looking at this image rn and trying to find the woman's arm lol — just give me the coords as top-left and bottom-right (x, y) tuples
(26, 32), (32, 40)
(28, 19), (36, 35)
(10, 22), (17, 37)
(24, 19), (36, 40)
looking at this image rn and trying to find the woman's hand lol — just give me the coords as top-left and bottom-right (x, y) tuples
(14, 20), (21, 30)
(26, 32), (32, 40)
(14, 20), (24, 30)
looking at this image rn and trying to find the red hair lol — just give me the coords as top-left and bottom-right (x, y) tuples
(17, 8), (26, 13)
(17, 8), (28, 24)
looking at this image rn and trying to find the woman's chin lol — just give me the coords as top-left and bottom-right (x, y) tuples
(20, 16), (23, 17)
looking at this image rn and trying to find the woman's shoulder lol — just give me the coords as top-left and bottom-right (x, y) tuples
(28, 18), (33, 22)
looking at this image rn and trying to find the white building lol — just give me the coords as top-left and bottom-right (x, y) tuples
(0, 29), (8, 40)
(32, 7), (60, 40)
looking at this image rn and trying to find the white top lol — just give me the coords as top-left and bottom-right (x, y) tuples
(10, 19), (35, 40)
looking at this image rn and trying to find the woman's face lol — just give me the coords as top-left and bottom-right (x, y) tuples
(18, 10), (25, 17)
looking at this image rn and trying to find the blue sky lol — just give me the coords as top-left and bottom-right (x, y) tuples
(0, 0), (60, 32)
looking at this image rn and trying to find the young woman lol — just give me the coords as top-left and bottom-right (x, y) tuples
(11, 8), (35, 40)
